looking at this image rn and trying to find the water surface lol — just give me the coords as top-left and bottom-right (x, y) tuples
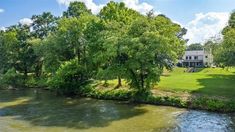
(0, 89), (234, 132)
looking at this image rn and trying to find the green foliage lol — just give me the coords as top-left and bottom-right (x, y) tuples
(145, 95), (187, 107)
(0, 30), (18, 73)
(191, 97), (235, 112)
(215, 28), (235, 66)
(0, 68), (25, 88)
(86, 88), (134, 100)
(99, 1), (141, 24)
(222, 11), (235, 34)
(186, 43), (203, 51)
(216, 11), (235, 67)
(1, 1), (235, 113)
(204, 40), (221, 58)
(0, 25), (38, 77)
(31, 12), (58, 39)
(29, 38), (44, 77)
(63, 1), (92, 18)
(123, 16), (185, 91)
(43, 14), (98, 74)
(25, 76), (48, 88)
(0, 1), (187, 99)
(49, 59), (89, 95)
(229, 11), (235, 28)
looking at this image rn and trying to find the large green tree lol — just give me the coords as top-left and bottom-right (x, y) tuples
(223, 11), (235, 34)
(2, 25), (37, 77)
(43, 13), (97, 74)
(14, 25), (37, 77)
(31, 12), (58, 39)
(1, 29), (18, 71)
(99, 1), (140, 24)
(216, 11), (235, 67)
(123, 16), (186, 93)
(215, 29), (235, 66)
(95, 1), (141, 88)
(63, 1), (92, 18)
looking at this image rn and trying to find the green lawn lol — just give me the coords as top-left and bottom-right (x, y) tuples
(157, 67), (235, 99)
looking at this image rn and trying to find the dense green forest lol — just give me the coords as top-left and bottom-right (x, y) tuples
(0, 1), (235, 97)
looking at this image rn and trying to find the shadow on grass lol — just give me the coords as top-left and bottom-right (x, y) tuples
(0, 89), (146, 129)
(193, 74), (235, 99)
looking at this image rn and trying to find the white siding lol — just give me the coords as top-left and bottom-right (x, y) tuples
(181, 49), (213, 67)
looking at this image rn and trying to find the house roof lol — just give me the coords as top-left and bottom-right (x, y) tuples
(185, 50), (205, 56)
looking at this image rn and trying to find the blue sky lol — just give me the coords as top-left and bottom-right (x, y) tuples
(1, 0), (235, 44)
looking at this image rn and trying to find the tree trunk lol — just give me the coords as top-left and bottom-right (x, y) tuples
(103, 79), (108, 87)
(129, 69), (139, 89)
(115, 76), (122, 89)
(77, 49), (81, 62)
(140, 72), (144, 90)
(24, 68), (28, 78)
(140, 64), (145, 90)
(35, 61), (43, 78)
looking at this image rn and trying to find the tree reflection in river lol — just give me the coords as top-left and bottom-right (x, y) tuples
(0, 89), (234, 132)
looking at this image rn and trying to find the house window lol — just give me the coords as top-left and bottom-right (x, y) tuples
(205, 56), (208, 58)
(186, 56), (188, 60)
(194, 56), (198, 60)
(189, 56), (192, 60)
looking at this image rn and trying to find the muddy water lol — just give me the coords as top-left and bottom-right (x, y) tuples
(0, 89), (234, 132)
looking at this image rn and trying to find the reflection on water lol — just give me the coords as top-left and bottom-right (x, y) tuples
(0, 89), (234, 132)
(174, 111), (234, 132)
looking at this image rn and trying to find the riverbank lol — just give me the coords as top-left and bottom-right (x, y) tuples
(1, 67), (235, 113)
(75, 80), (235, 113)
(2, 82), (235, 113)
(0, 89), (234, 131)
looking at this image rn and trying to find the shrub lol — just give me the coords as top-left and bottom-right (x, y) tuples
(84, 87), (134, 101)
(0, 68), (25, 88)
(190, 97), (235, 112)
(144, 95), (187, 107)
(25, 76), (48, 88)
(49, 59), (89, 95)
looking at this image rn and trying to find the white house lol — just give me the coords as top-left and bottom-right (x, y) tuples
(179, 49), (213, 67)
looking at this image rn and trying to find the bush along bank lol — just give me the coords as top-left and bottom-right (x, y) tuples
(189, 97), (235, 113)
(67, 84), (235, 113)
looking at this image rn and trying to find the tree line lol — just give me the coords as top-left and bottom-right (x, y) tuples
(0, 1), (233, 95)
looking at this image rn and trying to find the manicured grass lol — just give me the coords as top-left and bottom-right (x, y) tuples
(157, 67), (235, 99)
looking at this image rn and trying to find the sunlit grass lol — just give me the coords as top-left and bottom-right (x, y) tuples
(156, 67), (235, 99)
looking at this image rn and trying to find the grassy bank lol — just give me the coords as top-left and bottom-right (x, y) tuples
(2, 67), (235, 113)
(157, 68), (235, 99)
(79, 84), (235, 113)
(79, 75), (235, 113)
(79, 68), (235, 113)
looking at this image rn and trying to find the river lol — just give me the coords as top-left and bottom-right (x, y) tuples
(0, 89), (234, 132)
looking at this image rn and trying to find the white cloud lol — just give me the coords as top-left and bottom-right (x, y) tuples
(0, 8), (4, 13)
(122, 0), (157, 15)
(173, 20), (182, 25)
(57, 0), (104, 14)
(184, 12), (229, 44)
(0, 27), (6, 31)
(57, 0), (160, 15)
(19, 18), (33, 26)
